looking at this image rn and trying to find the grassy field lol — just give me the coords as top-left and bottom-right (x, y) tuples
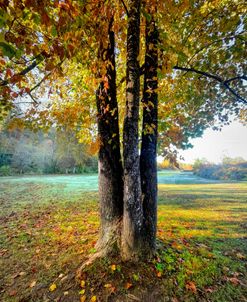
(0, 176), (246, 302)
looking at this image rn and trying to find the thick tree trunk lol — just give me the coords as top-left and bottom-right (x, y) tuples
(140, 13), (158, 254)
(122, 0), (143, 260)
(96, 19), (123, 254)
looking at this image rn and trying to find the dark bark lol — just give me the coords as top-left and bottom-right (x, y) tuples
(140, 13), (158, 254)
(96, 19), (123, 252)
(122, 0), (143, 260)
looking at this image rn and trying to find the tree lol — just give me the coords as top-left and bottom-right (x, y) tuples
(0, 0), (246, 262)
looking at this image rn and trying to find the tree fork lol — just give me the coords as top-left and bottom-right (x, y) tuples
(140, 10), (158, 255)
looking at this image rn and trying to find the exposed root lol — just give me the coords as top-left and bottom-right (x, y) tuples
(76, 219), (121, 281)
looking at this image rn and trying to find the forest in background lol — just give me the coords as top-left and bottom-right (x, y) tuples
(0, 127), (97, 175)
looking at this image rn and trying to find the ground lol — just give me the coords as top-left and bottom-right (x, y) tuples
(0, 173), (246, 302)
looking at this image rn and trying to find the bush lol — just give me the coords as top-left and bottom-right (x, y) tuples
(193, 161), (247, 181)
(0, 165), (12, 176)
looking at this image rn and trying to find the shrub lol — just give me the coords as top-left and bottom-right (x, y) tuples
(0, 165), (12, 176)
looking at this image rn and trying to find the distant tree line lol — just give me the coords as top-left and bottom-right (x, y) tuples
(193, 157), (247, 181)
(0, 128), (98, 176)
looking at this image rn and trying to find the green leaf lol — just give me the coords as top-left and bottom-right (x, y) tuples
(143, 10), (152, 22)
(51, 26), (57, 37)
(0, 42), (16, 59)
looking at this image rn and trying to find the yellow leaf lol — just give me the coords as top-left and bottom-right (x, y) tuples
(236, 253), (245, 259)
(104, 284), (112, 288)
(91, 296), (97, 302)
(111, 264), (116, 271)
(80, 280), (86, 287)
(79, 289), (85, 294)
(49, 283), (57, 292)
(30, 281), (36, 288)
(80, 296), (86, 302)
(67, 226), (73, 232)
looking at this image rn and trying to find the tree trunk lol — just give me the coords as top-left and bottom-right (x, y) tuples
(122, 0), (143, 260)
(96, 18), (123, 254)
(140, 12), (158, 254)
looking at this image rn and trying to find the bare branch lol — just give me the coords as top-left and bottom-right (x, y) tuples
(27, 92), (38, 104)
(119, 0), (129, 17)
(173, 65), (247, 105)
(0, 53), (45, 87)
(224, 75), (247, 84)
(30, 72), (52, 93)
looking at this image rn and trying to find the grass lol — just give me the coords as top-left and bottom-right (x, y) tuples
(0, 179), (246, 302)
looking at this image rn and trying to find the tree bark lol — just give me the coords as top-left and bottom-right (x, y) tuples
(96, 19), (123, 254)
(122, 0), (143, 260)
(140, 12), (158, 254)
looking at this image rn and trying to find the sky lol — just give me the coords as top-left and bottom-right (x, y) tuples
(178, 121), (247, 164)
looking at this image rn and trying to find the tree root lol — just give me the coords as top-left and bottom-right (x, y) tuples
(76, 219), (122, 281)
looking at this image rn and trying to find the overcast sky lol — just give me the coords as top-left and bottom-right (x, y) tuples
(179, 121), (247, 164)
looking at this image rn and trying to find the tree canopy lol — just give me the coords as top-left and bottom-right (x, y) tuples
(0, 0), (246, 153)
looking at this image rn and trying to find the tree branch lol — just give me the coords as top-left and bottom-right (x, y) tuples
(173, 65), (247, 105)
(119, 0), (129, 17)
(224, 75), (247, 84)
(30, 72), (52, 93)
(0, 53), (45, 87)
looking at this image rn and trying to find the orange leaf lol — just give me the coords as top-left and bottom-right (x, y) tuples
(186, 281), (197, 293)
(80, 296), (86, 302)
(6, 68), (12, 78)
(125, 282), (133, 289)
(111, 264), (116, 271)
(104, 81), (109, 90)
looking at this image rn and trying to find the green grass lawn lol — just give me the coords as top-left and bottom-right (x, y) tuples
(0, 178), (246, 302)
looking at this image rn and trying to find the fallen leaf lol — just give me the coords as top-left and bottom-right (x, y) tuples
(80, 296), (86, 302)
(186, 281), (197, 293)
(80, 280), (86, 287)
(79, 289), (85, 294)
(228, 277), (240, 285)
(111, 264), (116, 271)
(90, 296), (97, 302)
(126, 294), (140, 301)
(157, 272), (162, 278)
(236, 253), (245, 259)
(30, 281), (36, 288)
(12, 273), (20, 279)
(104, 284), (112, 288)
(0, 249), (8, 256)
(9, 290), (17, 297)
(125, 282), (133, 289)
(49, 283), (57, 291)
(64, 291), (69, 295)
